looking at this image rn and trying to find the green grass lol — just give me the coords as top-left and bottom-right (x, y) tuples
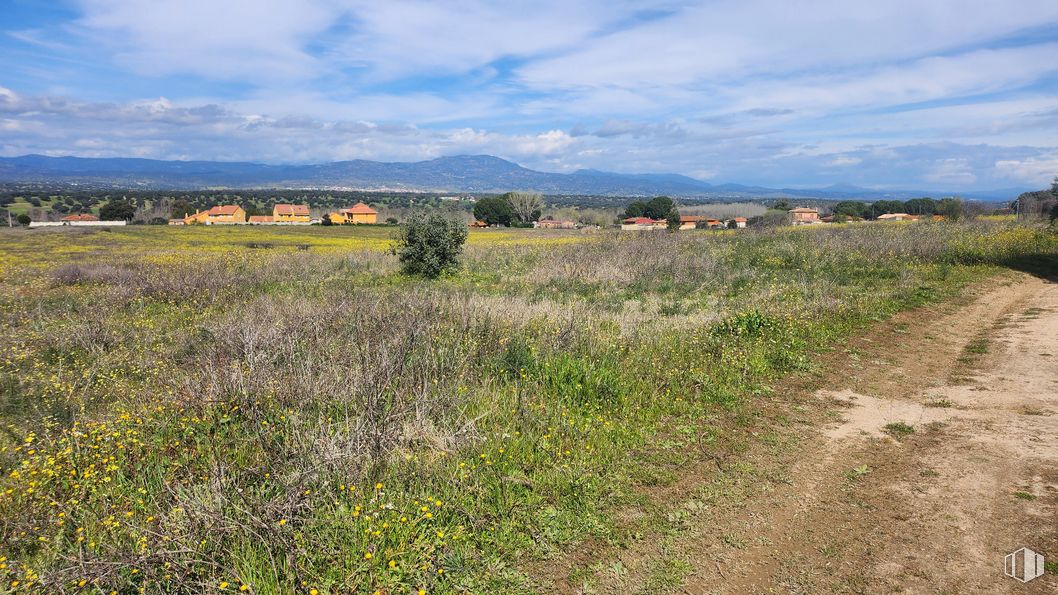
(0, 221), (1054, 592)
(883, 422), (916, 440)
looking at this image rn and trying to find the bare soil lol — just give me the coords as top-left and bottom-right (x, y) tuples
(546, 270), (1058, 594)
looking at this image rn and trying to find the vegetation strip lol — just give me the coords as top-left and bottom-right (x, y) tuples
(0, 221), (1055, 593)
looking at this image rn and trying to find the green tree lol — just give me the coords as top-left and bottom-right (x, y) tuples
(171, 199), (194, 218)
(624, 201), (648, 218)
(100, 199), (136, 221)
(1050, 201), (1058, 222)
(773, 198), (792, 211)
(935, 197), (963, 220)
(16, 214), (31, 226)
(473, 197), (514, 226)
(903, 197), (937, 215)
(832, 201), (868, 219)
(644, 196), (676, 220)
(868, 200), (904, 219)
(666, 209), (682, 231)
(320, 214), (334, 226)
(395, 213), (469, 278)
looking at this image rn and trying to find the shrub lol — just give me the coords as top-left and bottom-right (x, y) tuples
(100, 198), (136, 221)
(16, 214), (31, 226)
(395, 213), (468, 278)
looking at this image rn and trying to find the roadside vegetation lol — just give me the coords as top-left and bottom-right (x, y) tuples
(0, 220), (1055, 593)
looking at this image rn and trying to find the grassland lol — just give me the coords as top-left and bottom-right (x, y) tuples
(0, 221), (1055, 593)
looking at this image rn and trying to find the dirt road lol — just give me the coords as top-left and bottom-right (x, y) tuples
(574, 270), (1058, 594)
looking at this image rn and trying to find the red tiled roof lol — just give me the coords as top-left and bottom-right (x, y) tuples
(341, 202), (377, 215)
(680, 215), (704, 223)
(61, 213), (99, 221)
(733, 217), (748, 222)
(624, 217), (659, 224)
(207, 205), (242, 216)
(249, 215), (274, 223)
(274, 204), (309, 216)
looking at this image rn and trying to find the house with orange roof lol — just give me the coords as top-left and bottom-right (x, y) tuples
(678, 215), (704, 230)
(272, 204), (311, 223)
(327, 202), (378, 224)
(621, 217), (667, 230)
(184, 205), (246, 225)
(789, 207), (820, 225)
(535, 218), (577, 229)
(876, 213), (916, 222)
(61, 213), (99, 222)
(732, 217), (748, 228)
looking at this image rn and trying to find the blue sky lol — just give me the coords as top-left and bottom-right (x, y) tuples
(2, 0), (1058, 191)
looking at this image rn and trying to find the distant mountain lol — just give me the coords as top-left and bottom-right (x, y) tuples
(0, 154), (1026, 200)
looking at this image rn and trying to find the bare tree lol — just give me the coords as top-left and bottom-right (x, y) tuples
(504, 191), (543, 224)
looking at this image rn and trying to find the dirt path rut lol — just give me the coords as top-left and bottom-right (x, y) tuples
(575, 270), (1058, 594)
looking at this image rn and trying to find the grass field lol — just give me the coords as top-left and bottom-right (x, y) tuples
(0, 222), (1055, 593)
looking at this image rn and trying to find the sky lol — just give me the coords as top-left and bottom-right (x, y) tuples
(1, 0), (1058, 191)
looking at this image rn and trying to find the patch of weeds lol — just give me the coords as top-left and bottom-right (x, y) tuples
(1045, 560), (1058, 575)
(924, 398), (953, 408)
(640, 557), (693, 594)
(919, 468), (940, 478)
(883, 422), (915, 440)
(1014, 491), (1036, 501)
(844, 464), (871, 481)
(665, 510), (692, 534)
(1019, 405), (1048, 416)
(964, 338), (989, 354)
(721, 533), (747, 549)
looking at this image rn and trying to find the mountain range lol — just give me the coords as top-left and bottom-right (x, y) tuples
(0, 154), (1024, 201)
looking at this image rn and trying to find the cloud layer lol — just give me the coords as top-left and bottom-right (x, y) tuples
(2, 0), (1057, 190)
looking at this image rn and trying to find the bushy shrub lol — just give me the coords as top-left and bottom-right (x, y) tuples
(100, 198), (136, 221)
(395, 213), (468, 278)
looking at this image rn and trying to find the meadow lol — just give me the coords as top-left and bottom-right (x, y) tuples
(0, 221), (1055, 593)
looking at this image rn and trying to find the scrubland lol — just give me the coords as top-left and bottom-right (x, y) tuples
(0, 222), (1054, 593)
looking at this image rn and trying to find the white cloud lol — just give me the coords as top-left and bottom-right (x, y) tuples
(74, 0), (338, 81)
(994, 155), (1058, 185)
(516, 0), (1058, 89)
(3, 1), (1058, 191)
(924, 158), (978, 185)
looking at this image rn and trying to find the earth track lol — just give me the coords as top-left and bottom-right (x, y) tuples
(557, 270), (1058, 594)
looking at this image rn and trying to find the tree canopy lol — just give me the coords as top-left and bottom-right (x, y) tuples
(868, 200), (904, 219)
(100, 199), (136, 221)
(832, 201), (868, 219)
(472, 197), (514, 226)
(503, 191), (542, 224)
(644, 196), (676, 220)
